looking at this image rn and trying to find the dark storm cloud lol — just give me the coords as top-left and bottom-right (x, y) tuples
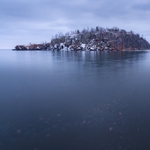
(0, 0), (150, 48)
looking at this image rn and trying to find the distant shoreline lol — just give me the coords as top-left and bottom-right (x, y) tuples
(13, 27), (150, 51)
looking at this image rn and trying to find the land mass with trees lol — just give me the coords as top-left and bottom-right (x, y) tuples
(14, 27), (150, 51)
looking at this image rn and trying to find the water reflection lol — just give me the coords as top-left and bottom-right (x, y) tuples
(0, 50), (150, 150)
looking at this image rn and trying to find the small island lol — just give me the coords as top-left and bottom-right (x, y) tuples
(14, 27), (150, 51)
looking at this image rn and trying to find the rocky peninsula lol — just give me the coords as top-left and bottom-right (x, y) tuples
(14, 27), (150, 51)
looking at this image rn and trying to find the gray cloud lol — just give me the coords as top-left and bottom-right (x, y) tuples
(0, 0), (150, 49)
(132, 1), (150, 11)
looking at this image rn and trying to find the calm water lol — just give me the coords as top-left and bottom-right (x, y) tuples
(0, 50), (150, 150)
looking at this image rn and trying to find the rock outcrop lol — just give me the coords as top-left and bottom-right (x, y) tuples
(14, 27), (150, 51)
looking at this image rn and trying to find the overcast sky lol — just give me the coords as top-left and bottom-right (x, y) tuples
(0, 0), (150, 49)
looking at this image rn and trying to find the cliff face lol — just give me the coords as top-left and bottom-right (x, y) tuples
(14, 27), (150, 51)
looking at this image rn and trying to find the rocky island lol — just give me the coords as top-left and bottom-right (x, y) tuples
(14, 27), (150, 51)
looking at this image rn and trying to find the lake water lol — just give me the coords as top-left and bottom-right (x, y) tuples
(0, 50), (150, 150)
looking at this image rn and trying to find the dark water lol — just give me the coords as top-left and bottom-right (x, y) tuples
(0, 50), (150, 150)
